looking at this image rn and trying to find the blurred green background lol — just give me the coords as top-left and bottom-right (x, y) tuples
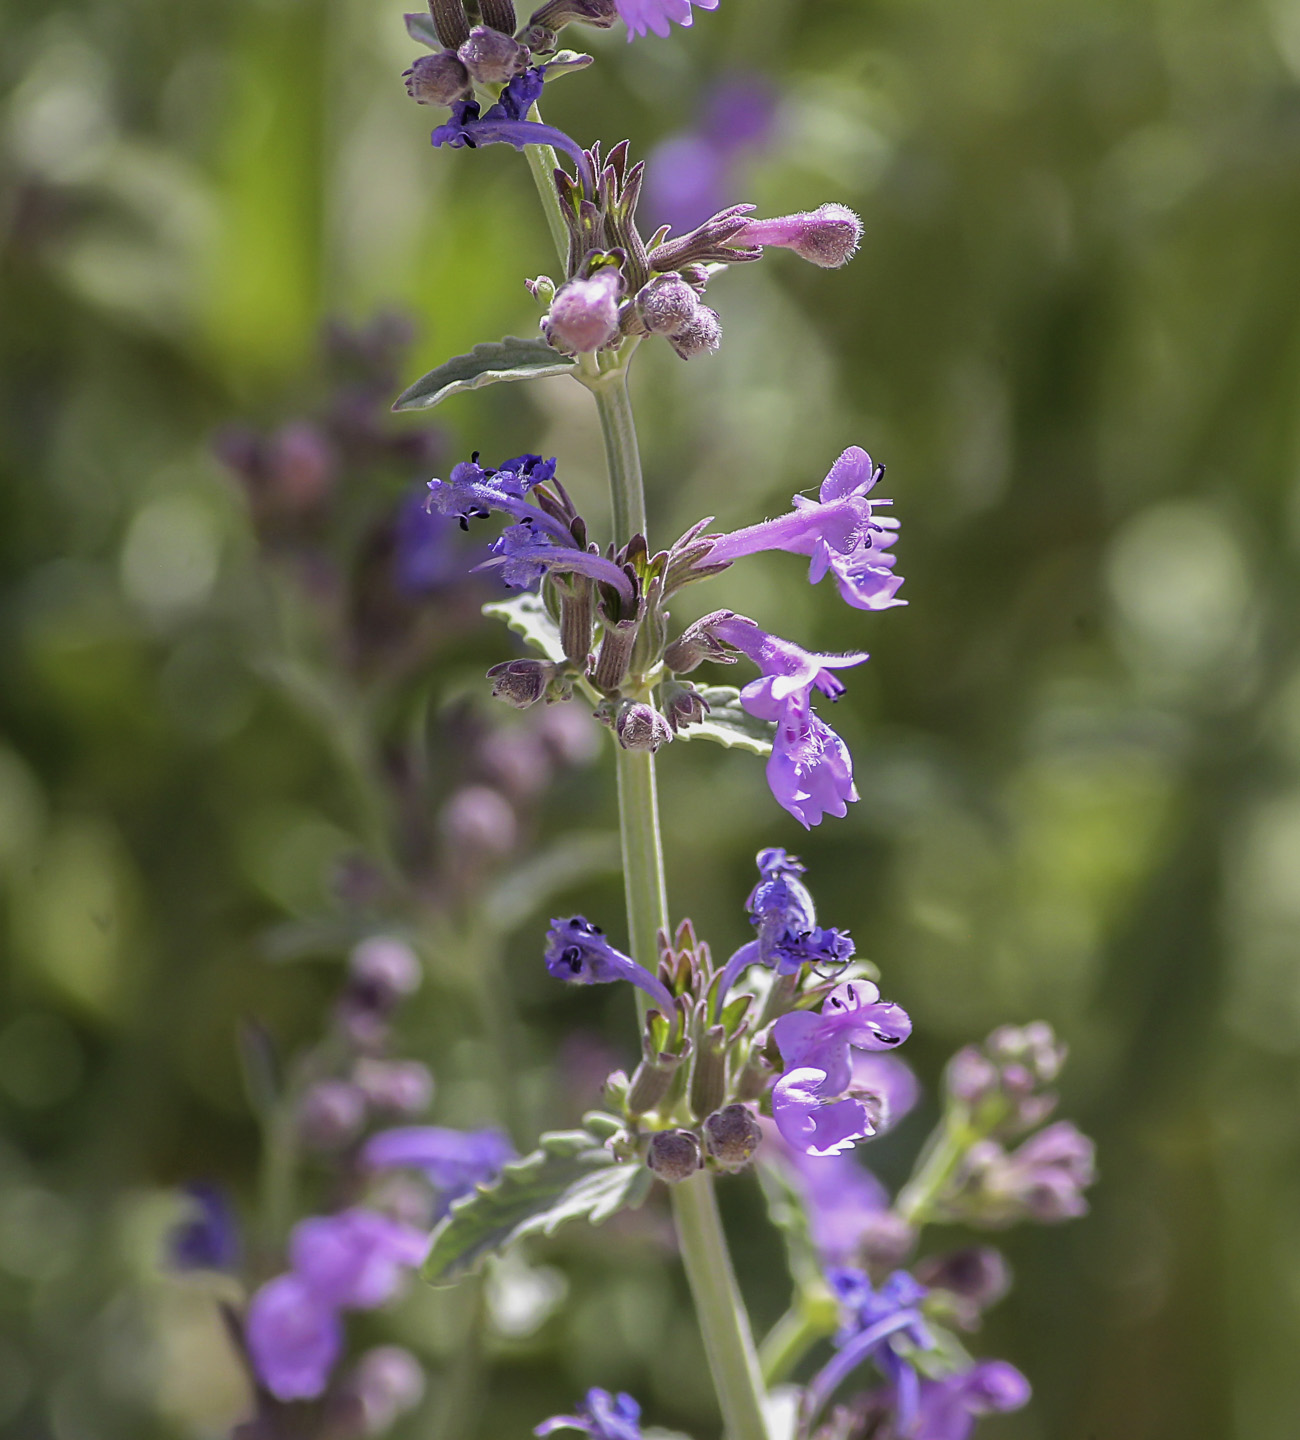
(4, 0), (1300, 1436)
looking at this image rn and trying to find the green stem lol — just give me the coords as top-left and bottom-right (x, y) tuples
(614, 746), (669, 974)
(593, 372), (647, 542)
(759, 1306), (827, 1388)
(523, 138), (571, 265)
(895, 1113), (974, 1225)
(672, 1173), (772, 1440)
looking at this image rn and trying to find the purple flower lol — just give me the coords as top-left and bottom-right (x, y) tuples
(245, 1273), (344, 1402)
(545, 917), (676, 1014)
(169, 1182), (240, 1272)
(362, 1126), (515, 1212)
(734, 203), (863, 269)
(708, 615), (869, 713)
(431, 69), (595, 191)
(477, 520), (636, 600)
(964, 1121), (1096, 1225)
(615, 0), (718, 40)
(897, 1361), (1031, 1440)
(426, 453), (564, 534)
(288, 1208), (428, 1309)
(703, 446), (905, 612)
(771, 980), (912, 1155)
(393, 488), (476, 593)
(536, 1388), (643, 1439)
(806, 1269), (932, 1431)
(766, 691), (858, 829)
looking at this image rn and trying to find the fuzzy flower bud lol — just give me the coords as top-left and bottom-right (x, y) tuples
(703, 1105), (763, 1170)
(668, 305), (722, 361)
(298, 1080), (368, 1150)
(403, 50), (473, 106)
(350, 937), (422, 1007)
(439, 785), (519, 856)
(544, 269), (623, 354)
(353, 1059), (435, 1115)
(661, 680), (710, 733)
(615, 701), (673, 753)
(346, 1346), (426, 1435)
(647, 1129), (703, 1183)
(736, 203), (863, 269)
(637, 274), (700, 336)
(529, 0), (619, 32)
(487, 658), (563, 708)
(458, 25), (528, 84)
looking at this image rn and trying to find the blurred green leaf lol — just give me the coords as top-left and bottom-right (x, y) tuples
(423, 1124), (652, 1286)
(404, 11), (440, 47)
(393, 337), (577, 411)
(675, 687), (775, 755)
(485, 833), (620, 935)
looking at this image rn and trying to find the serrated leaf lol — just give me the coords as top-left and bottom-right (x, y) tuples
(543, 50), (594, 78)
(404, 11), (440, 47)
(422, 1127), (652, 1286)
(393, 337), (577, 411)
(482, 591), (564, 663)
(674, 686), (775, 755)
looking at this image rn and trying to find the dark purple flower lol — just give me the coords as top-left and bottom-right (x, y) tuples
(545, 916), (676, 1014)
(536, 1388), (643, 1439)
(806, 1269), (932, 1432)
(288, 1208), (427, 1309)
(169, 1182), (240, 1272)
(431, 69), (595, 191)
(392, 488), (474, 593)
(246, 1273), (344, 1402)
(615, 0), (718, 39)
(477, 521), (635, 600)
(771, 980), (912, 1155)
(362, 1126), (515, 1212)
(703, 446), (905, 613)
(765, 691), (859, 829)
(426, 453), (564, 534)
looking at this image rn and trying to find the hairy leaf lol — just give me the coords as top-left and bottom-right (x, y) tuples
(482, 592), (565, 663)
(393, 337), (577, 411)
(423, 1124), (652, 1286)
(674, 686), (775, 756)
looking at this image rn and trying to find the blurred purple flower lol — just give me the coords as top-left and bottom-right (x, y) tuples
(866, 1360), (1031, 1440)
(246, 1273), (344, 1402)
(169, 1182), (240, 1272)
(362, 1126), (514, 1205)
(545, 916), (676, 1013)
(616, 0), (717, 40)
(392, 488), (474, 593)
(288, 1208), (427, 1309)
(536, 1388), (643, 1439)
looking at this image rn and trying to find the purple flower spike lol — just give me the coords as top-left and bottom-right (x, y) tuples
(702, 446), (905, 613)
(766, 692), (858, 829)
(246, 1273), (343, 1402)
(545, 917), (676, 1014)
(288, 1208), (428, 1310)
(477, 523), (636, 600)
(615, 0), (718, 41)
(536, 1388), (643, 1439)
(362, 1126), (515, 1213)
(771, 980), (912, 1155)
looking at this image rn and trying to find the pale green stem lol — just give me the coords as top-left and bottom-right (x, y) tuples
(257, 1100), (297, 1267)
(524, 138), (571, 265)
(895, 1113), (975, 1225)
(759, 1305), (827, 1387)
(593, 374), (647, 541)
(673, 1172), (772, 1440)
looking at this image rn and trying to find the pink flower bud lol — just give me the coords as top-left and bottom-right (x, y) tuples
(736, 202), (863, 269)
(544, 269), (623, 353)
(637, 274), (700, 336)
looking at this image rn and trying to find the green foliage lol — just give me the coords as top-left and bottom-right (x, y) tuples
(673, 687), (775, 755)
(483, 592), (566, 663)
(393, 337), (577, 411)
(423, 1120), (653, 1287)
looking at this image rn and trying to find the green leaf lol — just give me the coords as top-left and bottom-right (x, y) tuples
(543, 50), (594, 79)
(393, 337), (577, 411)
(482, 591), (564, 663)
(674, 686), (775, 756)
(422, 1125), (652, 1286)
(404, 11), (441, 47)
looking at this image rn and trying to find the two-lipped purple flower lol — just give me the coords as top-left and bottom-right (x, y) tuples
(771, 979), (912, 1156)
(362, 1125), (516, 1217)
(536, 1387), (643, 1439)
(545, 917), (675, 1014)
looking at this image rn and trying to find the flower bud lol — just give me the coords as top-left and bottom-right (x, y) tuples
(615, 701), (673, 754)
(703, 1104), (762, 1170)
(439, 784), (518, 857)
(354, 1058), (436, 1115)
(592, 617), (640, 692)
(668, 305), (722, 361)
(346, 1346), (426, 1434)
(458, 25), (528, 84)
(298, 1080), (367, 1150)
(661, 680), (709, 733)
(637, 274), (700, 336)
(915, 1246), (1011, 1313)
(543, 269), (623, 354)
(626, 1050), (684, 1115)
(647, 1128), (703, 1183)
(735, 202), (863, 269)
(487, 657), (562, 708)
(946, 1045), (999, 1106)
(429, 0), (473, 48)
(349, 936), (423, 1007)
(858, 1211), (918, 1270)
(529, 0), (619, 31)
(403, 50), (472, 106)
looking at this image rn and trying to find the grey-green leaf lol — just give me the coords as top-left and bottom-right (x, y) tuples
(543, 51), (594, 79)
(674, 686), (775, 756)
(422, 1125), (652, 1286)
(404, 11), (441, 47)
(482, 591), (564, 663)
(393, 337), (577, 411)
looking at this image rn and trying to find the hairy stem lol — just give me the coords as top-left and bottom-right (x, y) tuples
(673, 1173), (773, 1440)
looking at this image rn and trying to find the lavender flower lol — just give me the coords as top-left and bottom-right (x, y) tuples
(478, 521), (636, 599)
(246, 1273), (343, 1401)
(536, 1388), (643, 1439)
(771, 980), (912, 1155)
(878, 1360), (1031, 1440)
(362, 1125), (515, 1212)
(708, 614), (869, 711)
(426, 453), (563, 533)
(615, 0), (718, 41)
(169, 1182), (240, 1272)
(766, 691), (859, 829)
(288, 1208), (427, 1309)
(545, 916), (676, 1013)
(703, 446), (905, 613)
